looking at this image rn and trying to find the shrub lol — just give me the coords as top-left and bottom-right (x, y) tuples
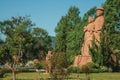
(89, 68), (101, 73)
(34, 63), (43, 69)
(81, 65), (89, 73)
(40, 60), (46, 69)
(100, 66), (108, 72)
(17, 67), (29, 72)
(67, 66), (81, 73)
(0, 68), (11, 73)
(83, 62), (103, 73)
(25, 61), (34, 67)
(49, 52), (69, 80)
(86, 62), (99, 69)
(16, 66), (35, 72)
(0, 69), (5, 78)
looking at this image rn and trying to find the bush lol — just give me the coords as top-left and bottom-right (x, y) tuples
(100, 66), (108, 72)
(89, 68), (101, 73)
(0, 68), (11, 73)
(81, 65), (89, 73)
(40, 60), (46, 69)
(0, 70), (5, 78)
(49, 52), (69, 80)
(83, 62), (103, 73)
(25, 61), (34, 67)
(16, 66), (35, 72)
(34, 60), (46, 69)
(34, 63), (43, 69)
(67, 66), (81, 73)
(86, 62), (99, 69)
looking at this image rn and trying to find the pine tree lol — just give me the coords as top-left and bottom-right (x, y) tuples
(55, 6), (81, 63)
(55, 6), (81, 53)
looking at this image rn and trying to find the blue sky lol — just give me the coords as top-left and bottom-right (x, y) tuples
(0, 0), (105, 36)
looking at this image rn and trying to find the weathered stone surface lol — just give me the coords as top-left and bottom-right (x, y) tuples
(74, 7), (104, 66)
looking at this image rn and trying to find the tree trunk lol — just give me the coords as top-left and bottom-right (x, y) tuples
(12, 69), (16, 80)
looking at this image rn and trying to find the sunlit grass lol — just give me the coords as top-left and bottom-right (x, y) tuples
(0, 72), (120, 80)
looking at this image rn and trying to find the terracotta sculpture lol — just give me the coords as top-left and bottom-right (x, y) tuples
(46, 51), (53, 73)
(83, 16), (95, 56)
(73, 17), (94, 66)
(74, 7), (104, 66)
(94, 7), (104, 45)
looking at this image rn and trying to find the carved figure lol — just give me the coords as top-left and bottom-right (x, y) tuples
(73, 7), (104, 66)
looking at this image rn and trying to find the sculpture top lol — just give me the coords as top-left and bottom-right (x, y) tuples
(84, 16), (95, 33)
(97, 7), (104, 11)
(94, 7), (104, 31)
(96, 7), (104, 17)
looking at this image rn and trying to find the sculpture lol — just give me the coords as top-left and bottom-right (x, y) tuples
(83, 16), (95, 56)
(46, 51), (53, 73)
(94, 7), (104, 45)
(74, 7), (104, 66)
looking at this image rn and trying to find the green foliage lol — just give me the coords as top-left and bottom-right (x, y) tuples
(89, 0), (120, 69)
(85, 62), (99, 69)
(55, 6), (97, 65)
(55, 6), (83, 65)
(81, 62), (110, 73)
(25, 61), (34, 67)
(16, 67), (35, 72)
(49, 52), (69, 79)
(100, 66), (109, 72)
(67, 66), (81, 73)
(0, 16), (53, 64)
(51, 52), (68, 69)
(89, 39), (104, 66)
(0, 69), (5, 78)
(34, 63), (43, 69)
(39, 60), (46, 69)
(103, 0), (120, 61)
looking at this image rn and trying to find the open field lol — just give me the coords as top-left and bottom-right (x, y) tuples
(0, 72), (120, 80)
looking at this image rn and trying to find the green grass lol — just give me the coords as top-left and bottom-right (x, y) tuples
(0, 72), (120, 80)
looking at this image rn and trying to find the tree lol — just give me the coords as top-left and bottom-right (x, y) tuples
(0, 16), (33, 80)
(55, 6), (81, 63)
(65, 6), (81, 63)
(103, 0), (120, 50)
(0, 16), (53, 79)
(0, 16), (53, 60)
(55, 16), (68, 52)
(103, 0), (120, 68)
(31, 27), (52, 59)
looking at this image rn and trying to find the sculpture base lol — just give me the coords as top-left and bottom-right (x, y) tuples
(73, 55), (92, 66)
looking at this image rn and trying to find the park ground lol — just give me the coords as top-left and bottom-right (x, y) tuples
(0, 72), (120, 80)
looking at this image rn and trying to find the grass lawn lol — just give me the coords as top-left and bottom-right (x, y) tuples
(0, 72), (120, 80)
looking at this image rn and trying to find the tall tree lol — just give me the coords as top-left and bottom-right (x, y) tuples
(65, 6), (81, 62)
(103, 0), (120, 49)
(55, 16), (68, 52)
(31, 27), (52, 59)
(0, 16), (53, 79)
(55, 6), (81, 63)
(103, 0), (120, 67)
(0, 16), (33, 80)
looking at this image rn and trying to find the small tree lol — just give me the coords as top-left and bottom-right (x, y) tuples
(0, 16), (32, 80)
(49, 52), (69, 80)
